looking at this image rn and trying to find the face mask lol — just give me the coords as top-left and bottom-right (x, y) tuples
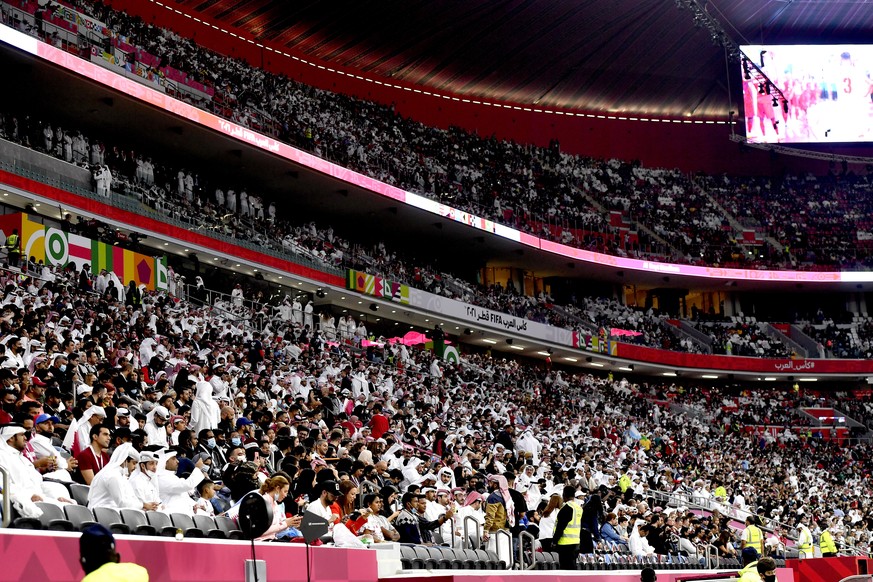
(59, 365), (66, 372)
(206, 438), (216, 449)
(764, 576), (776, 582)
(231, 437), (242, 446)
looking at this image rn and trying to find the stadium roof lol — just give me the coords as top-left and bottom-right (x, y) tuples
(171, 0), (873, 118)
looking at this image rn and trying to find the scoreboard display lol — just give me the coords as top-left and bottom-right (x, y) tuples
(741, 44), (873, 144)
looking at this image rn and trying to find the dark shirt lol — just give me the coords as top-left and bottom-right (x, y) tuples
(552, 502), (576, 544)
(394, 508), (442, 544)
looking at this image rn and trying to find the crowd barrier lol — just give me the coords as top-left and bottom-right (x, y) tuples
(0, 528), (804, 582)
(0, 529), (379, 582)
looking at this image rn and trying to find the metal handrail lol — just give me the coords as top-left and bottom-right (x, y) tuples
(0, 465), (10, 527)
(518, 530), (537, 570)
(706, 544), (720, 569)
(494, 529), (513, 569)
(463, 516), (482, 549)
(650, 487), (800, 542)
(447, 515), (457, 549)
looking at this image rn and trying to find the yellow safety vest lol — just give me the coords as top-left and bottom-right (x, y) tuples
(820, 530), (837, 555)
(619, 475), (631, 493)
(5, 234), (18, 251)
(82, 562), (149, 581)
(797, 527), (814, 557)
(557, 501), (583, 546)
(745, 524), (764, 554)
(738, 561), (762, 582)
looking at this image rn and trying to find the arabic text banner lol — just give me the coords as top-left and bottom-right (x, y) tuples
(616, 342), (873, 374)
(0, 213), (168, 290)
(405, 286), (576, 346)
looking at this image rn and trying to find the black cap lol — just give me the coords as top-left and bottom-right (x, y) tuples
(79, 523), (116, 566)
(318, 480), (340, 496)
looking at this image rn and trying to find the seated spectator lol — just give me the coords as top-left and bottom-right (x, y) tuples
(0, 424), (73, 517)
(75, 424), (112, 485)
(255, 475), (303, 541)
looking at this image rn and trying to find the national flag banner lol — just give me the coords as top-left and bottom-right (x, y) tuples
(67, 233), (92, 270)
(91, 240), (113, 273)
(111, 246), (140, 287)
(155, 256), (168, 291)
(20, 215), (45, 264)
(44, 227), (69, 266)
(396, 283), (409, 304)
(132, 251), (155, 289)
(373, 276), (383, 297)
(363, 273), (375, 295)
(0, 214), (168, 288)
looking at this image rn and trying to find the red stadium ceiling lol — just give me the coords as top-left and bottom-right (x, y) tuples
(165, 0), (873, 117)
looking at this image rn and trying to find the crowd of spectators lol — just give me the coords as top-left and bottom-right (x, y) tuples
(699, 173), (873, 270)
(29, 109), (873, 363)
(802, 320), (873, 360)
(2, 1), (873, 572)
(0, 110), (705, 357)
(8, 0), (873, 272)
(695, 321), (792, 358)
(0, 255), (870, 566)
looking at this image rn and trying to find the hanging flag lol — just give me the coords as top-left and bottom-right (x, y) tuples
(44, 228), (69, 266)
(91, 240), (113, 273)
(67, 233), (92, 270)
(21, 215), (45, 264)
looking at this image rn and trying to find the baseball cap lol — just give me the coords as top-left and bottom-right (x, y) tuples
(79, 524), (116, 564)
(34, 413), (60, 424)
(236, 417), (253, 428)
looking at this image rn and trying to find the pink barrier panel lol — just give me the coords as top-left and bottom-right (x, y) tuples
(0, 530), (378, 582)
(615, 343), (873, 374)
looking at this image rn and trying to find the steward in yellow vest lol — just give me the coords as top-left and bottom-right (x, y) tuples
(552, 486), (584, 570)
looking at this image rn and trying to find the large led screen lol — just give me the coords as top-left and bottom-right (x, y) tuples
(741, 45), (873, 144)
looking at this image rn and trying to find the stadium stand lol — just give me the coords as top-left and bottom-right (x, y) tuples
(2, 0), (873, 272)
(0, 1), (872, 580)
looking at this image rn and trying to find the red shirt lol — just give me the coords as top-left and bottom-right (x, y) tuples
(75, 446), (110, 476)
(368, 414), (389, 439)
